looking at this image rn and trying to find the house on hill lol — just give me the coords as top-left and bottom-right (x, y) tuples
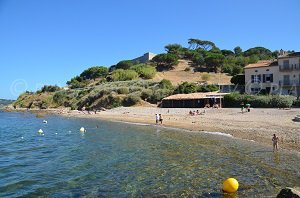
(132, 52), (157, 63)
(244, 51), (300, 96)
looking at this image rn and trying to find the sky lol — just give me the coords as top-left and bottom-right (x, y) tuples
(0, 0), (299, 99)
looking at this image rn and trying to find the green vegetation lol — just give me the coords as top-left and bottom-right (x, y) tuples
(174, 82), (219, 94)
(152, 53), (179, 70)
(13, 38), (294, 110)
(80, 66), (108, 80)
(111, 69), (139, 81)
(67, 76), (88, 89)
(231, 74), (245, 85)
(224, 93), (296, 108)
(163, 38), (280, 76)
(116, 60), (134, 70)
(37, 85), (61, 93)
(130, 64), (156, 79)
(201, 72), (210, 82)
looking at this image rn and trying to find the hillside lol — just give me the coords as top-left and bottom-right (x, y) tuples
(13, 38), (289, 110)
(153, 60), (231, 85)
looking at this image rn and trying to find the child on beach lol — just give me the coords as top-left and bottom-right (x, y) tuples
(272, 134), (279, 152)
(155, 114), (159, 124)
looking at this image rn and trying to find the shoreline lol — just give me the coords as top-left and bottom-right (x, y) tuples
(55, 107), (300, 152)
(4, 107), (300, 152)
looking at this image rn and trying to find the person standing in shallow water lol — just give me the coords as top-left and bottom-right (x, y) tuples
(272, 134), (279, 152)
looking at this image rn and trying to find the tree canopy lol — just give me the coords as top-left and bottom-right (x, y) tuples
(80, 66), (108, 80)
(152, 53), (179, 70)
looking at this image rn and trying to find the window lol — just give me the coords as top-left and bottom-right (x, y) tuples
(264, 74), (273, 82)
(283, 60), (289, 67)
(283, 75), (290, 85)
(266, 69), (269, 71)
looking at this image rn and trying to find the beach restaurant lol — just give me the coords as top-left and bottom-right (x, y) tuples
(161, 92), (228, 108)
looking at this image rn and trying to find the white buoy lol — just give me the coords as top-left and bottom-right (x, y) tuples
(38, 129), (44, 135)
(80, 127), (86, 133)
(55, 133), (58, 135)
(43, 120), (48, 124)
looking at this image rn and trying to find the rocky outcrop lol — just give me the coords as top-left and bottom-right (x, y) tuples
(277, 187), (300, 198)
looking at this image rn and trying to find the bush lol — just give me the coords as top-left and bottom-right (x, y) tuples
(130, 64), (157, 79)
(149, 89), (173, 103)
(39, 85), (61, 93)
(124, 93), (141, 106)
(184, 67), (191, 72)
(231, 74), (245, 85)
(111, 69), (139, 81)
(116, 60), (134, 70)
(159, 79), (173, 89)
(117, 87), (129, 94)
(67, 76), (88, 89)
(224, 93), (296, 108)
(53, 91), (67, 106)
(198, 84), (219, 92)
(271, 95), (295, 108)
(174, 82), (198, 94)
(152, 53), (179, 70)
(201, 73), (210, 82)
(80, 66), (108, 80)
(141, 89), (153, 100)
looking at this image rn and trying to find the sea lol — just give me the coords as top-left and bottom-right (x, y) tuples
(0, 111), (299, 197)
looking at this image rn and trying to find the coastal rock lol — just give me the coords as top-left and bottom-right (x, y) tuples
(277, 187), (300, 198)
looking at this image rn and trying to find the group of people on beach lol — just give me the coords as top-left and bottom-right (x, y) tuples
(189, 110), (206, 116)
(155, 113), (163, 125)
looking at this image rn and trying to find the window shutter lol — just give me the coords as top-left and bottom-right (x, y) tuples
(258, 74), (261, 82)
(263, 74), (266, 83)
(270, 74), (273, 82)
(251, 75), (254, 83)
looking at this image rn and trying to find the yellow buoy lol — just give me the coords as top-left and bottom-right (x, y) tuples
(222, 178), (239, 193)
(80, 127), (85, 133)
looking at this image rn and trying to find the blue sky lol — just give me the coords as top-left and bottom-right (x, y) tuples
(0, 0), (299, 99)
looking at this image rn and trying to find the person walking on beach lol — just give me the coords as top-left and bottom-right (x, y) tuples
(159, 114), (163, 125)
(155, 113), (159, 124)
(272, 134), (279, 152)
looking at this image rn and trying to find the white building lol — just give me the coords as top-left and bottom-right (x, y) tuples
(245, 52), (300, 96)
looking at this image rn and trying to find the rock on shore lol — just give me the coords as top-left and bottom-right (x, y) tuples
(277, 187), (300, 198)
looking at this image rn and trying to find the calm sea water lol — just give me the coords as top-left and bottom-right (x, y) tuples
(0, 111), (299, 197)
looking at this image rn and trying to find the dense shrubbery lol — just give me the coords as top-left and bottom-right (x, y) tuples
(111, 69), (139, 81)
(197, 84), (219, 92)
(115, 60), (134, 70)
(173, 82), (219, 94)
(38, 85), (61, 93)
(224, 93), (295, 108)
(159, 79), (173, 89)
(152, 53), (179, 70)
(163, 38), (281, 75)
(53, 91), (67, 106)
(231, 74), (245, 85)
(174, 82), (198, 94)
(124, 93), (141, 106)
(67, 76), (88, 89)
(130, 64), (156, 79)
(117, 87), (129, 94)
(80, 66), (108, 80)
